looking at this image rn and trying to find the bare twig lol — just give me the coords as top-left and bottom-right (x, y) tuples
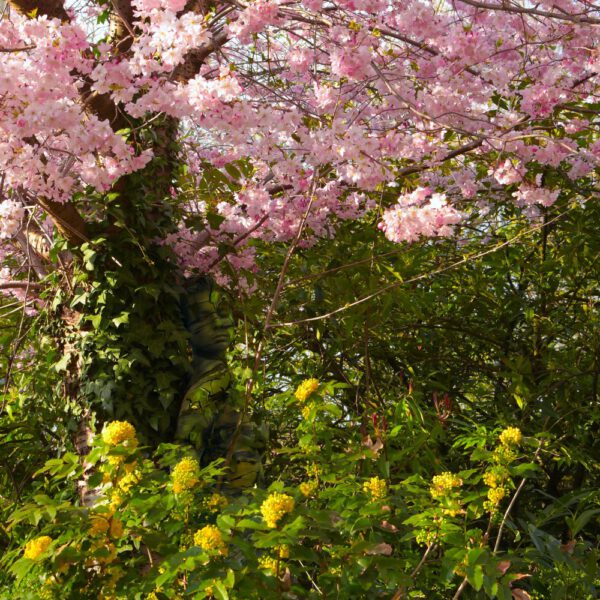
(493, 440), (544, 553)
(272, 203), (581, 327)
(454, 0), (600, 25)
(391, 543), (437, 600)
(218, 173), (319, 487)
(452, 577), (470, 600)
(206, 214), (269, 271)
(0, 45), (35, 52)
(0, 281), (43, 290)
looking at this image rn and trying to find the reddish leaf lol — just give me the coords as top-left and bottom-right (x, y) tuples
(366, 543), (393, 556)
(497, 560), (511, 575)
(380, 520), (398, 532)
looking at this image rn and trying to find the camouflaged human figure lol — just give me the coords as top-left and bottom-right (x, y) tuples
(176, 277), (267, 490)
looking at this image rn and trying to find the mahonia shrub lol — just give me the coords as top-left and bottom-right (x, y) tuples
(1, 381), (598, 599)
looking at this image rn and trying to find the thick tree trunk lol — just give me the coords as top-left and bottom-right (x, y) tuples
(56, 115), (265, 490)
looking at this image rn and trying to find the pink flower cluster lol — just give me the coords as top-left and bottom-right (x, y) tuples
(379, 188), (463, 244)
(513, 184), (560, 209)
(227, 0), (281, 44)
(0, 200), (24, 239)
(0, 0), (598, 293)
(0, 14), (152, 203)
(492, 160), (525, 186)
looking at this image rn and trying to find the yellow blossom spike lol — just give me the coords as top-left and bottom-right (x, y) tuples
(204, 493), (228, 512)
(110, 516), (124, 539)
(172, 456), (201, 494)
(193, 524), (227, 554)
(430, 472), (463, 498)
(299, 480), (318, 497)
(102, 421), (137, 447)
(89, 515), (110, 537)
(23, 536), (52, 560)
(499, 427), (522, 447)
(260, 492), (295, 528)
(258, 555), (279, 575)
(117, 470), (141, 494)
(294, 378), (319, 402)
(362, 476), (388, 501)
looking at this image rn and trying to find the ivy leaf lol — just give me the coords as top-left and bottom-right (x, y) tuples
(53, 353), (72, 373)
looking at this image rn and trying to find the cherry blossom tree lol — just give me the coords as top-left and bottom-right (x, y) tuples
(0, 0), (598, 448)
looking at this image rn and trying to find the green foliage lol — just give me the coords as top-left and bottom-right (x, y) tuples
(2, 162), (600, 597)
(68, 229), (191, 441)
(1, 380), (598, 598)
(49, 148), (194, 444)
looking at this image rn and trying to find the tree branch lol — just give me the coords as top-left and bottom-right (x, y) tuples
(0, 281), (42, 290)
(109, 0), (135, 54)
(455, 0), (600, 25)
(79, 75), (130, 130)
(493, 440), (544, 553)
(36, 197), (89, 246)
(7, 0), (69, 21)
(173, 31), (229, 82)
(0, 45), (35, 52)
(14, 229), (48, 278)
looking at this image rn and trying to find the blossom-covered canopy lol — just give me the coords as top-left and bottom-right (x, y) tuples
(0, 0), (598, 294)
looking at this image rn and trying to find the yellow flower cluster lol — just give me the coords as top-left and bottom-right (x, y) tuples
(493, 444), (517, 464)
(499, 426), (522, 447)
(301, 403), (315, 420)
(110, 516), (124, 539)
(443, 506), (463, 518)
(88, 512), (124, 539)
(483, 471), (501, 488)
(89, 514), (110, 537)
(299, 480), (318, 497)
(415, 528), (437, 546)
(430, 472), (463, 499)
(193, 525), (227, 553)
(306, 463), (321, 478)
(102, 421), (137, 447)
(204, 493), (228, 512)
(23, 535), (52, 560)
(172, 456), (201, 494)
(483, 466), (508, 489)
(363, 476), (388, 501)
(294, 378), (319, 402)
(258, 545), (289, 575)
(259, 555), (279, 575)
(260, 492), (295, 528)
(39, 580), (58, 600)
(117, 470), (141, 494)
(91, 540), (117, 565)
(487, 486), (506, 505)
(109, 491), (124, 512)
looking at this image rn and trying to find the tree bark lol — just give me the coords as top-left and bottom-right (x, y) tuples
(7, 0), (69, 20)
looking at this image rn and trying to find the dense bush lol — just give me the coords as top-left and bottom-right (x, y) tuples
(2, 380), (598, 599)
(1, 3), (599, 598)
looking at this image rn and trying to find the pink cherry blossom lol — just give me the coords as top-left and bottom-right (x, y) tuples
(379, 189), (463, 244)
(492, 160), (525, 185)
(0, 200), (24, 239)
(0, 0), (597, 300)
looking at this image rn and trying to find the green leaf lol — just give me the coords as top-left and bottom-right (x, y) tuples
(467, 564), (484, 591)
(236, 518), (268, 531)
(213, 581), (229, 600)
(53, 353), (72, 373)
(112, 312), (130, 328)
